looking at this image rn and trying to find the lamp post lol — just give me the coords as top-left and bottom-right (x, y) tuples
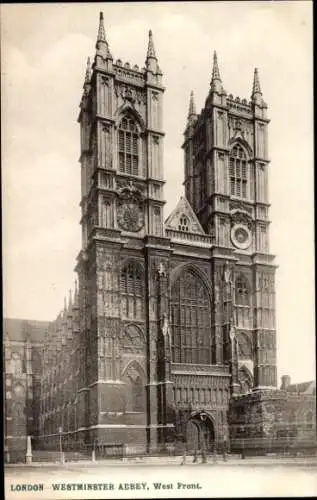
(241, 425), (245, 459)
(200, 412), (207, 464)
(59, 427), (64, 464)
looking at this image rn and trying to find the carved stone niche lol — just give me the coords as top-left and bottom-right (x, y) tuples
(236, 332), (253, 360)
(102, 253), (113, 272)
(117, 183), (144, 233)
(229, 200), (253, 215)
(122, 324), (145, 352)
(230, 209), (253, 230)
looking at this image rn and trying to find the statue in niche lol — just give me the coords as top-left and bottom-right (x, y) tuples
(161, 312), (171, 359)
(223, 261), (232, 284)
(162, 313), (170, 338)
(238, 369), (252, 395)
(157, 262), (166, 277)
(223, 261), (233, 300)
(11, 353), (23, 376)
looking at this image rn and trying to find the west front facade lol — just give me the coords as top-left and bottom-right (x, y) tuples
(4, 13), (315, 461)
(39, 12), (277, 453)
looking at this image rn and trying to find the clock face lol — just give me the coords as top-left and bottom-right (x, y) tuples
(118, 200), (144, 232)
(231, 224), (251, 250)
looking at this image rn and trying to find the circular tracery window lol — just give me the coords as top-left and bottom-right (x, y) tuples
(231, 224), (251, 250)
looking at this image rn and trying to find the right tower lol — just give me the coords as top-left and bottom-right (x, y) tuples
(183, 52), (277, 391)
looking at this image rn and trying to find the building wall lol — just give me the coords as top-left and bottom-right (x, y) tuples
(3, 320), (47, 462)
(228, 389), (316, 453)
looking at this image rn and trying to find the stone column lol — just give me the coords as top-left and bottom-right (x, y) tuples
(157, 261), (174, 447)
(25, 435), (32, 464)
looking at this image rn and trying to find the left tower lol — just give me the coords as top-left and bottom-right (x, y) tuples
(76, 13), (169, 451)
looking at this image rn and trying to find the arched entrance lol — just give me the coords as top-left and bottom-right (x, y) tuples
(186, 411), (215, 454)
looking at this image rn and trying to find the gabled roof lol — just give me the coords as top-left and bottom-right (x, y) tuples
(3, 318), (50, 343)
(165, 196), (205, 234)
(286, 380), (316, 395)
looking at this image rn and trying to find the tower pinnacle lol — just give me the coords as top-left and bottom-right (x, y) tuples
(187, 90), (197, 123)
(209, 50), (224, 94)
(84, 57), (91, 85)
(251, 67), (262, 99)
(74, 279), (79, 308)
(95, 12), (112, 58)
(211, 50), (222, 82)
(146, 29), (157, 60)
(97, 12), (106, 42)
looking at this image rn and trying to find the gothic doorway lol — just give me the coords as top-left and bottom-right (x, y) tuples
(186, 412), (215, 454)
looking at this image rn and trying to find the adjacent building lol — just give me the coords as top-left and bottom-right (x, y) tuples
(3, 319), (49, 462)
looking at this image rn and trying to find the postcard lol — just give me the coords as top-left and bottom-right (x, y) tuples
(2, 2), (316, 498)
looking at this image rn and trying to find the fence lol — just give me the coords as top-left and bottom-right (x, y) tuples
(230, 437), (317, 456)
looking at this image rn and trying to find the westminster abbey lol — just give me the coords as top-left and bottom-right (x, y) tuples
(4, 13), (315, 461)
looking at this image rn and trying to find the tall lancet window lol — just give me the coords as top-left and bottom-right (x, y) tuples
(118, 116), (139, 176)
(229, 144), (248, 198)
(120, 261), (144, 320)
(234, 274), (251, 328)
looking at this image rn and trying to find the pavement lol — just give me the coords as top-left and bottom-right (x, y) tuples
(5, 454), (317, 468)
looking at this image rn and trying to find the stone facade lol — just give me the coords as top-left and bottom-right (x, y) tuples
(4, 13), (316, 460)
(229, 378), (316, 454)
(3, 319), (48, 462)
(38, 14), (278, 452)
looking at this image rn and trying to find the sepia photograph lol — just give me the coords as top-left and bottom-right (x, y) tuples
(1, 1), (315, 498)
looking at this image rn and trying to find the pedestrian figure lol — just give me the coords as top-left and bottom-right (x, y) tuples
(180, 441), (186, 465)
(201, 441), (207, 464)
(213, 443), (217, 464)
(193, 447), (197, 463)
(222, 440), (227, 462)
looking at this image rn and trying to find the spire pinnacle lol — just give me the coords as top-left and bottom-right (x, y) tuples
(74, 279), (79, 307)
(97, 12), (105, 43)
(188, 90), (197, 119)
(252, 67), (262, 98)
(146, 29), (157, 60)
(211, 51), (221, 82)
(95, 12), (112, 58)
(84, 57), (91, 85)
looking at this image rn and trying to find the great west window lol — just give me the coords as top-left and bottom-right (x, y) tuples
(171, 269), (214, 364)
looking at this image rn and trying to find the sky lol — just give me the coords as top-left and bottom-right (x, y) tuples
(1, 2), (314, 383)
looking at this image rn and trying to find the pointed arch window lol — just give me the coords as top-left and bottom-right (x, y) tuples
(235, 274), (251, 328)
(229, 144), (248, 198)
(120, 261), (144, 320)
(118, 116), (139, 176)
(132, 376), (144, 412)
(123, 363), (145, 413)
(171, 269), (214, 364)
(178, 214), (189, 232)
(235, 275), (250, 306)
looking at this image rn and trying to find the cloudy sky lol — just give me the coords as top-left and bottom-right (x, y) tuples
(1, 2), (314, 383)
